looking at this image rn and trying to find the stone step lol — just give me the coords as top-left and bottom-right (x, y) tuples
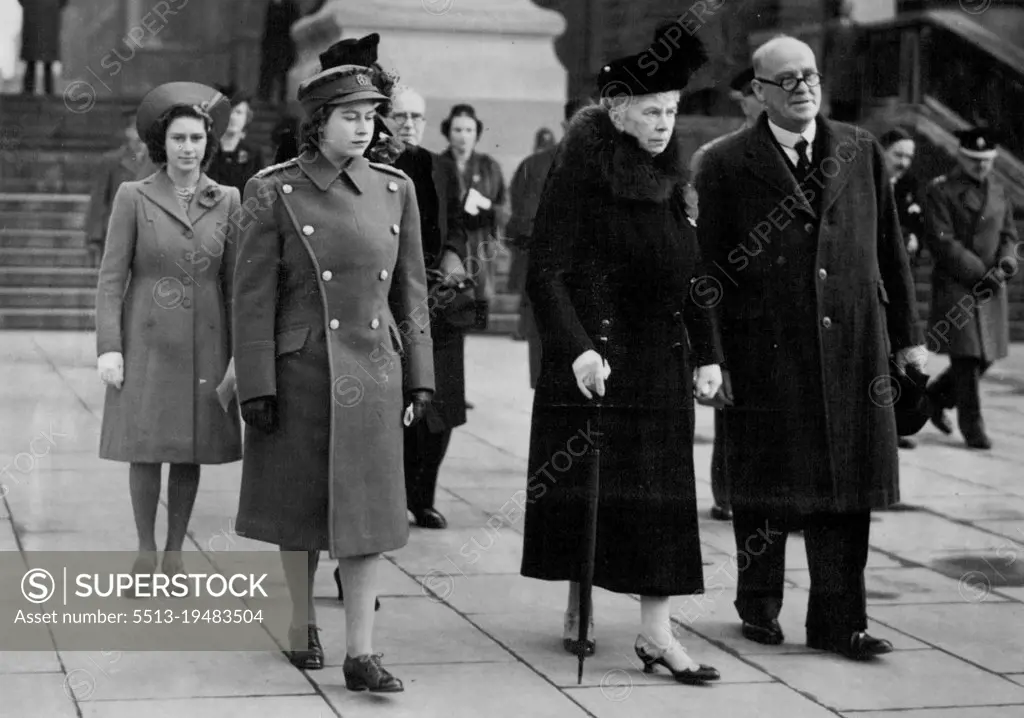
(0, 287), (94, 309)
(0, 247), (92, 268)
(0, 267), (98, 288)
(0, 308), (95, 331)
(0, 193), (90, 213)
(0, 228), (86, 249)
(480, 312), (519, 336)
(0, 211), (85, 231)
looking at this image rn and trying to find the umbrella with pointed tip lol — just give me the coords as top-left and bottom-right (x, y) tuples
(575, 390), (604, 684)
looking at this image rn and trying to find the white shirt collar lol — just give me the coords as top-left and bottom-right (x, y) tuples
(767, 118), (816, 150)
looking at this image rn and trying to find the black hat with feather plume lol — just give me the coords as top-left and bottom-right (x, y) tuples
(596, 22), (708, 99)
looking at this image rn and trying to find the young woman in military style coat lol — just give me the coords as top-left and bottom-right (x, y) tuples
(924, 128), (1019, 450)
(232, 62), (434, 692)
(522, 27), (724, 684)
(95, 82), (241, 586)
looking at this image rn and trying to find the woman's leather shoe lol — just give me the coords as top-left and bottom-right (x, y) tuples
(286, 625), (324, 670)
(343, 653), (404, 692)
(634, 635), (720, 684)
(412, 508), (448, 529)
(562, 611), (595, 656)
(807, 630), (893, 660)
(332, 567), (380, 610)
(741, 619), (784, 645)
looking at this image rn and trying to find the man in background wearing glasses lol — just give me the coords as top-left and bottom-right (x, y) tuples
(695, 35), (926, 661)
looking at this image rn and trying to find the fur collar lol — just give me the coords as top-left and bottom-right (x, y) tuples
(557, 104), (686, 202)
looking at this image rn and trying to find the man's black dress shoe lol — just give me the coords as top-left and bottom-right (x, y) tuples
(965, 433), (992, 450)
(710, 505), (732, 521)
(333, 567), (380, 611)
(897, 436), (916, 449)
(807, 630), (893, 660)
(929, 406), (953, 435)
(741, 619), (784, 645)
(412, 507), (448, 529)
(343, 653), (404, 692)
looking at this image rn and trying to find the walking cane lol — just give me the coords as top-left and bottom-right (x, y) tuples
(576, 395), (601, 684)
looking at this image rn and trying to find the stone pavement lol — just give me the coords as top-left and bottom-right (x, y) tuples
(2, 331), (1024, 718)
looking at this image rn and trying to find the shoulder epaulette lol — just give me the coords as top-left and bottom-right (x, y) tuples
(368, 162), (409, 180)
(254, 158), (298, 179)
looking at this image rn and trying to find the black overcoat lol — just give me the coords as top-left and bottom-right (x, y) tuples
(695, 115), (921, 514)
(232, 151), (434, 557)
(520, 106), (722, 596)
(923, 166), (1017, 361)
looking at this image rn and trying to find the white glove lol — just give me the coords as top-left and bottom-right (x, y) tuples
(572, 349), (611, 399)
(693, 364), (723, 401)
(98, 351), (124, 389)
(467, 187), (492, 211)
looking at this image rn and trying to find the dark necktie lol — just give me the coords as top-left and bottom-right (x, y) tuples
(794, 138), (811, 179)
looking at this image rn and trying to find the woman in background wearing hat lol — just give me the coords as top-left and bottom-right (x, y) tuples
(521, 26), (723, 684)
(206, 88), (267, 194)
(232, 61), (433, 692)
(95, 83), (242, 584)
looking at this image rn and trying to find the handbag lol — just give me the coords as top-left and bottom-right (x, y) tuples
(426, 269), (482, 330)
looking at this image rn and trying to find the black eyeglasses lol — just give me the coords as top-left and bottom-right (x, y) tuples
(389, 112), (425, 124)
(755, 72), (822, 92)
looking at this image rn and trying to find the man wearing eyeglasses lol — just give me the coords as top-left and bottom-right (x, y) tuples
(695, 35), (926, 662)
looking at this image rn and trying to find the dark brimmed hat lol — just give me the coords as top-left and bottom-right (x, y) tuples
(596, 22), (707, 98)
(728, 67), (755, 97)
(135, 82), (231, 140)
(890, 365), (931, 437)
(296, 65), (388, 117)
(955, 127), (999, 160)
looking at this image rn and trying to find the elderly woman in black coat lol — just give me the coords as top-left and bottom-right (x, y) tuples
(521, 30), (723, 684)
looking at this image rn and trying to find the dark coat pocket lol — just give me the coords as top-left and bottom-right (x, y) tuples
(275, 326), (309, 357)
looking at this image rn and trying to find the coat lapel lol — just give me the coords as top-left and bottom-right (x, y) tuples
(189, 174), (228, 225)
(817, 118), (857, 218)
(138, 171), (192, 230)
(743, 116), (815, 218)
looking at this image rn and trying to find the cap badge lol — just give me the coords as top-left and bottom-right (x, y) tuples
(976, 137), (986, 149)
(356, 74), (370, 86)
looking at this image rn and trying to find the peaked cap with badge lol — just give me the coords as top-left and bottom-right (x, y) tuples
(955, 127), (999, 160)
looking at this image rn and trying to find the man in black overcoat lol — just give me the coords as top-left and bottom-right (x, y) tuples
(695, 35), (927, 661)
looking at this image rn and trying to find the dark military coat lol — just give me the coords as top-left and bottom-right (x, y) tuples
(232, 150), (434, 557)
(696, 114), (921, 514)
(923, 166), (1017, 361)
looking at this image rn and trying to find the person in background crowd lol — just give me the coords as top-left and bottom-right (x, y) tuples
(206, 87), (267, 195)
(258, 0), (301, 105)
(435, 104), (508, 331)
(880, 127), (925, 450)
(688, 66), (763, 522)
(523, 25), (723, 684)
(85, 108), (158, 267)
(94, 83), (241, 590)
(924, 128), (1018, 451)
(506, 99), (584, 386)
(232, 59), (433, 691)
(533, 127), (556, 153)
(696, 35), (926, 661)
(18, 0), (67, 95)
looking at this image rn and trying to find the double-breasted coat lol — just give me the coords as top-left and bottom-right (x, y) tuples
(521, 106), (722, 596)
(232, 150), (434, 557)
(923, 166), (1017, 361)
(18, 0), (67, 63)
(695, 114), (921, 514)
(86, 145), (158, 251)
(96, 172), (242, 464)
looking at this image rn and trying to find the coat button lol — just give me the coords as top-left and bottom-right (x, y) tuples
(370, 318), (380, 329)
(776, 256), (787, 265)
(379, 269), (388, 280)
(601, 319), (610, 327)
(391, 224), (400, 235)
(329, 319), (340, 330)
(387, 181), (398, 192)
(818, 268), (827, 280)
(182, 277), (192, 286)
(322, 270), (332, 281)
(822, 316), (832, 328)
(184, 230), (193, 239)
(804, 223), (815, 233)
(182, 298), (191, 309)
(303, 225), (314, 236)
(282, 184), (293, 194)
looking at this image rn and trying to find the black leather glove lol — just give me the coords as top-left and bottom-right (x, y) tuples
(241, 396), (278, 433)
(405, 390), (433, 427)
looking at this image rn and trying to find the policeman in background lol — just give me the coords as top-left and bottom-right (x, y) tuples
(687, 66), (763, 521)
(924, 128), (1019, 450)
